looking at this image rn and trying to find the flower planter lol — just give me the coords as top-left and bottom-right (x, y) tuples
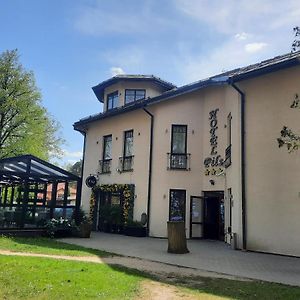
(78, 223), (92, 238)
(124, 226), (146, 237)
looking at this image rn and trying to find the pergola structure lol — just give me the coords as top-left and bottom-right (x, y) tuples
(0, 155), (81, 229)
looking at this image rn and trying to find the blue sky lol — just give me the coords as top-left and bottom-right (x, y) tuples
(1, 0), (299, 166)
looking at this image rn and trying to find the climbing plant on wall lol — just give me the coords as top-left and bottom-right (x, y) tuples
(89, 184), (134, 225)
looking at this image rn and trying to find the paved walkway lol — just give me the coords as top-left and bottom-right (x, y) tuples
(61, 232), (300, 286)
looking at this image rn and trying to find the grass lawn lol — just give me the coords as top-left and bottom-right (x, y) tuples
(1, 236), (300, 299)
(0, 236), (111, 257)
(0, 255), (140, 300)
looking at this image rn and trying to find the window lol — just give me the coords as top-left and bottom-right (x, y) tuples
(227, 113), (232, 147)
(100, 135), (112, 173)
(120, 130), (134, 171)
(172, 125), (187, 154)
(103, 135), (112, 160)
(225, 113), (232, 168)
(169, 189), (186, 221)
(124, 130), (133, 157)
(169, 125), (189, 169)
(125, 89), (146, 104)
(107, 91), (119, 110)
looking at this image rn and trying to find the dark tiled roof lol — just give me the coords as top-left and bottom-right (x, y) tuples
(92, 74), (176, 102)
(74, 51), (300, 131)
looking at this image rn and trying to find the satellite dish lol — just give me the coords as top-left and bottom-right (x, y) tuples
(85, 175), (97, 188)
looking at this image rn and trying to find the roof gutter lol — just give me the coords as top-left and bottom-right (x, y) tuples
(229, 80), (247, 251)
(143, 107), (154, 236)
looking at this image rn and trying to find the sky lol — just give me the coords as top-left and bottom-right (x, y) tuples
(1, 0), (300, 166)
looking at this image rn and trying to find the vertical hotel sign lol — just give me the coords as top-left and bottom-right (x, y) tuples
(204, 108), (224, 176)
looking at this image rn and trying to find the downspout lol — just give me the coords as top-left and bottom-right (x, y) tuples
(143, 107), (154, 236)
(76, 130), (86, 212)
(229, 81), (247, 251)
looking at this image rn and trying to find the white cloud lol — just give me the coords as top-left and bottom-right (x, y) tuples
(62, 150), (82, 159)
(110, 67), (125, 76)
(235, 32), (250, 41)
(174, 0), (300, 34)
(245, 42), (268, 53)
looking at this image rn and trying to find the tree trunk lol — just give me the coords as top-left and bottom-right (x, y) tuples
(167, 221), (189, 254)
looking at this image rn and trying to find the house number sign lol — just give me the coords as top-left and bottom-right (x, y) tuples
(204, 108), (224, 176)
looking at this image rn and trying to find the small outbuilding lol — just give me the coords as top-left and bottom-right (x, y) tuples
(0, 155), (81, 229)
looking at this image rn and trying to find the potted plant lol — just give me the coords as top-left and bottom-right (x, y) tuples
(72, 208), (92, 238)
(124, 220), (147, 237)
(45, 218), (72, 238)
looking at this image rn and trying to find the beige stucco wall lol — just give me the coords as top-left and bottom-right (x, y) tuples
(103, 81), (165, 112)
(82, 83), (242, 243)
(144, 86), (242, 239)
(80, 65), (300, 256)
(239, 66), (300, 256)
(81, 109), (151, 224)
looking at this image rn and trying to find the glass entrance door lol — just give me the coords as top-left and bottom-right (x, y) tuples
(190, 196), (204, 238)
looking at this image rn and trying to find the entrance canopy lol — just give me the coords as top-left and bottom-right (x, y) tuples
(0, 155), (81, 229)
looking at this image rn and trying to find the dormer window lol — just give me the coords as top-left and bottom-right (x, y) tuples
(107, 91), (119, 110)
(125, 89), (146, 104)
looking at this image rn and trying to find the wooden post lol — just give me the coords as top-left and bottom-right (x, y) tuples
(167, 221), (189, 254)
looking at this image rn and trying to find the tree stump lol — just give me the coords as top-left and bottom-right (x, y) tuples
(167, 221), (189, 254)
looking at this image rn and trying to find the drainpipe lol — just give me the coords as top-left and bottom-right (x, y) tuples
(77, 131), (86, 213)
(229, 81), (247, 251)
(143, 107), (154, 236)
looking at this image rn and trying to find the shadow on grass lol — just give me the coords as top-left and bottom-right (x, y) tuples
(108, 264), (300, 300)
(1, 236), (300, 299)
(0, 236), (114, 257)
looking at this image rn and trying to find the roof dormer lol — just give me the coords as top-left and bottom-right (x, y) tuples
(92, 75), (176, 112)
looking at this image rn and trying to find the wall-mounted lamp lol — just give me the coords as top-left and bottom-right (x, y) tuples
(209, 179), (215, 185)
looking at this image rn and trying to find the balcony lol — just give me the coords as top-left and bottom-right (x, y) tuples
(167, 153), (191, 170)
(99, 159), (112, 174)
(224, 144), (232, 168)
(119, 155), (134, 172)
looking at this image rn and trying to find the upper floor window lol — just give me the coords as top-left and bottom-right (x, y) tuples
(103, 135), (112, 160)
(168, 125), (190, 170)
(225, 113), (232, 168)
(107, 91), (119, 110)
(227, 113), (232, 147)
(171, 125), (187, 154)
(125, 89), (146, 104)
(100, 135), (112, 173)
(119, 130), (134, 171)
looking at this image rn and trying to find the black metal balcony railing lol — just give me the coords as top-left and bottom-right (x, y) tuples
(99, 159), (112, 174)
(224, 144), (232, 168)
(119, 155), (134, 172)
(167, 153), (191, 170)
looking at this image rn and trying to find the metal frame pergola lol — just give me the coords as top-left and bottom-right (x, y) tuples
(0, 155), (81, 229)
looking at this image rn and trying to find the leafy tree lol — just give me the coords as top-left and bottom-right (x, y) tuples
(291, 26), (300, 52)
(277, 94), (300, 152)
(66, 159), (82, 177)
(277, 28), (300, 152)
(0, 49), (64, 160)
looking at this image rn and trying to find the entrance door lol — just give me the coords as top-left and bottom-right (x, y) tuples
(190, 196), (204, 238)
(203, 191), (224, 241)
